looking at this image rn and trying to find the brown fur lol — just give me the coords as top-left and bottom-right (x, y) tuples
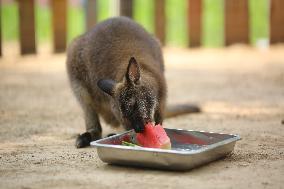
(66, 17), (166, 148)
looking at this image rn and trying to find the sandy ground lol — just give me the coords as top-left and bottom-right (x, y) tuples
(0, 46), (283, 189)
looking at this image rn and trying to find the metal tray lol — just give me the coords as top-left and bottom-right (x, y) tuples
(91, 128), (241, 171)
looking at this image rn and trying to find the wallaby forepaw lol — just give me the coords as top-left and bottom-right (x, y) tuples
(75, 132), (92, 148)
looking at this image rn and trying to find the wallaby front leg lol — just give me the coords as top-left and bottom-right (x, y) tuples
(76, 105), (102, 148)
(70, 81), (102, 148)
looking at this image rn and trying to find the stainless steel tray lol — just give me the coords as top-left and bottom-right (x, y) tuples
(91, 128), (241, 171)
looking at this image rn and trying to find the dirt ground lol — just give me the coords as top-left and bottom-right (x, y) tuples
(0, 45), (283, 189)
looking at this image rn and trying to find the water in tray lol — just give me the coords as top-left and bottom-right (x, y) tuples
(171, 144), (204, 151)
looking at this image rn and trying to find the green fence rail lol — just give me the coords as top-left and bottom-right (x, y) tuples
(0, 0), (283, 56)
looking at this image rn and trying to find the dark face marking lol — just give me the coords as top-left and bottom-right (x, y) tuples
(98, 57), (157, 133)
(118, 85), (156, 133)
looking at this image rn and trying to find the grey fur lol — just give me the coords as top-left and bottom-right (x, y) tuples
(66, 17), (166, 148)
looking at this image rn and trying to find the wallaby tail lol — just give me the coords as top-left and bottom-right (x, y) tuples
(165, 104), (201, 118)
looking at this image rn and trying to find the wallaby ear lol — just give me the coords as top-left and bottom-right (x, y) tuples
(126, 57), (140, 85)
(97, 79), (116, 96)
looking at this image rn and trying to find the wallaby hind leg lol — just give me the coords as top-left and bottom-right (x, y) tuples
(71, 81), (102, 148)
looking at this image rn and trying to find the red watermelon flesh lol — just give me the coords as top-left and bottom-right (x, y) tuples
(136, 123), (171, 149)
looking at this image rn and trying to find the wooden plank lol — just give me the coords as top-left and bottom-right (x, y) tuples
(51, 0), (67, 53)
(270, 0), (284, 44)
(18, 0), (36, 55)
(188, 0), (202, 47)
(120, 0), (133, 18)
(225, 0), (249, 46)
(154, 0), (166, 45)
(85, 0), (97, 31)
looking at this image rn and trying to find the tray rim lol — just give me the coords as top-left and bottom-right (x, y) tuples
(90, 128), (241, 155)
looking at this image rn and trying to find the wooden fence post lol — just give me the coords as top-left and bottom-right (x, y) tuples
(18, 0), (36, 55)
(270, 0), (284, 44)
(85, 0), (97, 31)
(120, 0), (133, 18)
(225, 0), (249, 46)
(188, 0), (202, 47)
(154, 0), (166, 45)
(51, 0), (67, 53)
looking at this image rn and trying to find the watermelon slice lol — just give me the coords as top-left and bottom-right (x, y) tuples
(136, 123), (171, 149)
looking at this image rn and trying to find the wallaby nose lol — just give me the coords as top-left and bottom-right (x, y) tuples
(133, 121), (145, 133)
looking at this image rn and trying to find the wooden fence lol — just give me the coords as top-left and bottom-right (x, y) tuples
(1, 0), (284, 56)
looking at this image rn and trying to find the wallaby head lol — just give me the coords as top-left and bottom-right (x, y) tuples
(97, 57), (157, 133)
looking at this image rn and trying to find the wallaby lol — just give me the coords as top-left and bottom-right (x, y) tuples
(66, 17), (200, 148)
